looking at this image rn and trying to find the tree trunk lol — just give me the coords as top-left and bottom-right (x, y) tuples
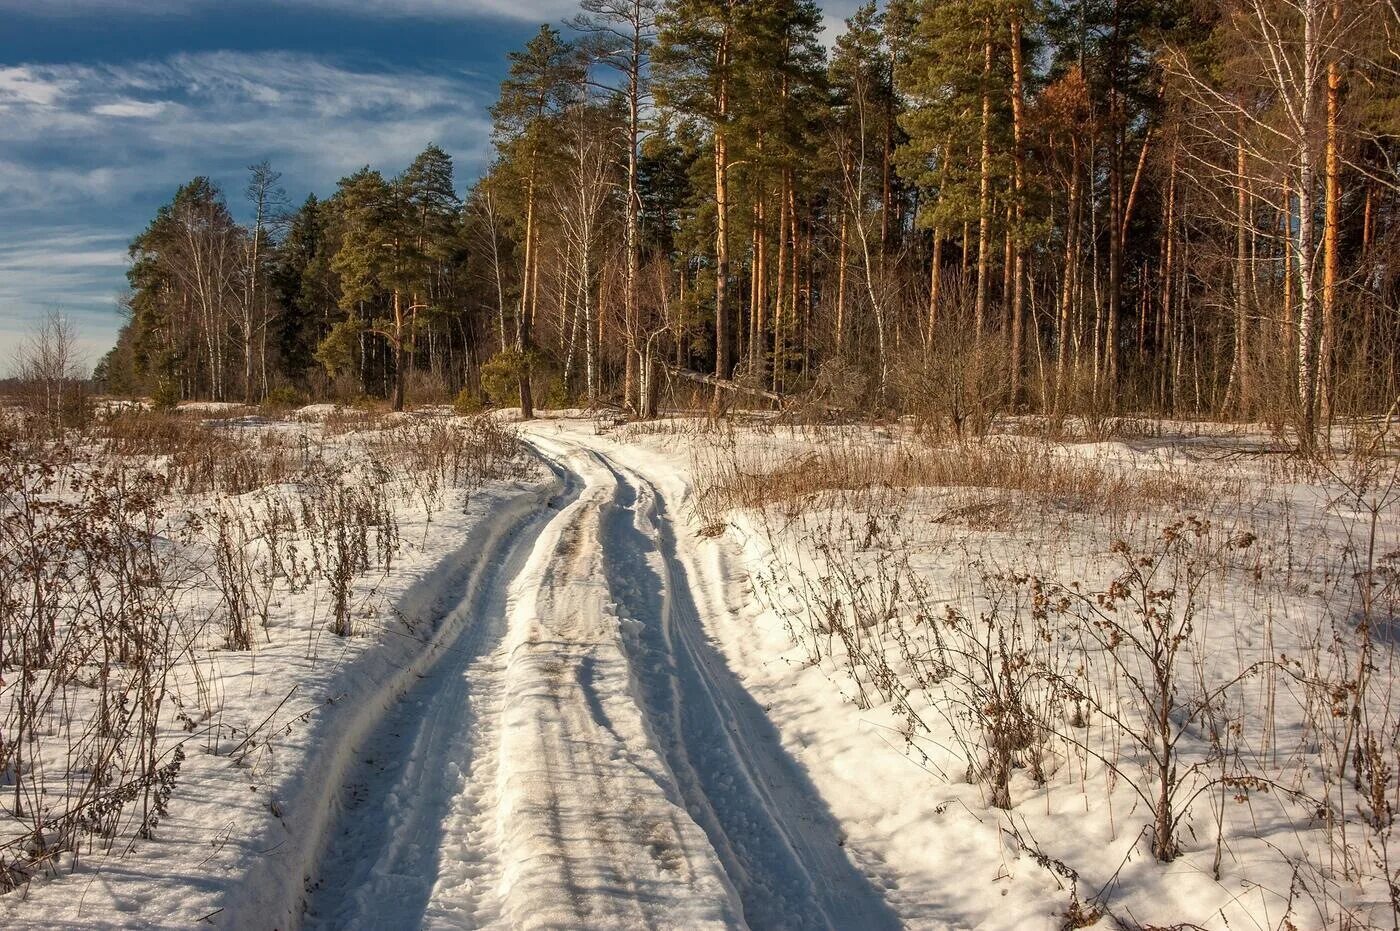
(1298, 140), (1319, 451)
(1107, 107), (1123, 390)
(1009, 9), (1027, 406)
(774, 177), (789, 394)
(1160, 142), (1177, 410)
(1321, 0), (1342, 424)
(1105, 0), (1124, 391)
(1296, 0), (1322, 452)
(756, 197), (767, 372)
(975, 22), (993, 340)
(517, 170), (538, 420)
(1056, 136), (1081, 413)
(927, 229), (942, 350)
(392, 289), (406, 412)
(1283, 177), (1294, 372)
(623, 40), (642, 414)
(584, 245), (596, 403)
(837, 209), (849, 355)
(1234, 109), (1252, 415)
(788, 180), (800, 387)
(713, 119), (730, 413)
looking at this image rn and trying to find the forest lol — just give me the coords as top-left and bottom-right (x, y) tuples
(96, 0), (1398, 446)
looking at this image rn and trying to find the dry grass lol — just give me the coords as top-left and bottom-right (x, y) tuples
(686, 419), (1400, 925)
(94, 409), (298, 495)
(693, 429), (1237, 529)
(0, 409), (529, 894)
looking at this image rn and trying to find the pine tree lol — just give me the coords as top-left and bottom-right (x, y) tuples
(326, 167), (421, 411)
(270, 194), (333, 387)
(656, 0), (744, 407)
(491, 25), (586, 419)
(898, 0), (1014, 342)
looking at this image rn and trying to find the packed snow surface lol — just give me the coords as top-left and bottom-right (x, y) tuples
(299, 429), (898, 929)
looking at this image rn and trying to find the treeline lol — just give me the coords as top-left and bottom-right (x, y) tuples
(98, 0), (1399, 445)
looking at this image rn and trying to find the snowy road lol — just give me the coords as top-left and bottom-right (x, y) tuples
(302, 431), (899, 930)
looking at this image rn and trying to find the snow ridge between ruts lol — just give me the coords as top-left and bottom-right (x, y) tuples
(493, 437), (743, 930)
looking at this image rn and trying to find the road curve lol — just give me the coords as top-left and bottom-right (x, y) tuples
(301, 431), (899, 930)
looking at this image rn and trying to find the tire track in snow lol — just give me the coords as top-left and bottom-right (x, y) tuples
(493, 443), (743, 930)
(302, 456), (580, 930)
(580, 446), (902, 931)
(301, 433), (901, 930)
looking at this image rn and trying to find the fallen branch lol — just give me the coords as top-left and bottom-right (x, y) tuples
(664, 366), (783, 404)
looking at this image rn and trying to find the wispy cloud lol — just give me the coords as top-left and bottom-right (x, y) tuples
(0, 0), (578, 21)
(92, 99), (171, 118)
(0, 1), (863, 359)
(0, 53), (496, 178)
(0, 50), (498, 357)
(0, 229), (130, 366)
(0, 66), (74, 106)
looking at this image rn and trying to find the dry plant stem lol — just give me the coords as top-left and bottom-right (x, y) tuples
(0, 410), (526, 893)
(688, 419), (1400, 919)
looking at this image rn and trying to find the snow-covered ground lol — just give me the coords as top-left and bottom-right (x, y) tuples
(4, 411), (1396, 929)
(581, 416), (1400, 930)
(298, 426), (901, 930)
(0, 411), (547, 927)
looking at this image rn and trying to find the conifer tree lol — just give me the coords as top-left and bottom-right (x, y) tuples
(491, 25), (585, 419)
(326, 167), (420, 411)
(897, 0), (1013, 341)
(270, 194), (334, 387)
(656, 0), (743, 406)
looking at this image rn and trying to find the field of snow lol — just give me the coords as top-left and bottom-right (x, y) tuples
(0, 408), (543, 927)
(596, 415), (1400, 929)
(3, 409), (1397, 929)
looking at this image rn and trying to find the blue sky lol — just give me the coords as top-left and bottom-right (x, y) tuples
(0, 0), (860, 370)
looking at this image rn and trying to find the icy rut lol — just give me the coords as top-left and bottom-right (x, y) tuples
(302, 433), (895, 930)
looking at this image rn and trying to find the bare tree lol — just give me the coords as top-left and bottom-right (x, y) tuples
(468, 183), (513, 356)
(243, 161), (287, 404)
(574, 0), (661, 415)
(1167, 0), (1358, 449)
(11, 311), (88, 430)
(551, 103), (619, 406)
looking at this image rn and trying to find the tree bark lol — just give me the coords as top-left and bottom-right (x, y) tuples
(1321, 0), (1342, 424)
(975, 21), (993, 340)
(1056, 135), (1081, 413)
(927, 229), (942, 350)
(517, 169), (538, 419)
(837, 208), (849, 355)
(1009, 8), (1027, 405)
(623, 18), (643, 415)
(713, 82), (731, 413)
(392, 289), (406, 412)
(1234, 108), (1252, 415)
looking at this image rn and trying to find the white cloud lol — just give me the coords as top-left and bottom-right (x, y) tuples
(92, 99), (170, 118)
(0, 51), (496, 205)
(0, 160), (122, 209)
(0, 66), (74, 108)
(0, 230), (130, 366)
(0, 50), (499, 356)
(0, 0), (578, 20)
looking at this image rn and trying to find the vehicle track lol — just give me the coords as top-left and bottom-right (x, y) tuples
(301, 433), (898, 930)
(590, 449), (901, 931)
(302, 455), (580, 930)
